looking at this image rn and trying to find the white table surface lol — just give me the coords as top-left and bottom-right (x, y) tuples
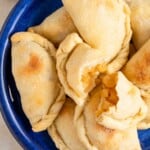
(0, 0), (22, 149)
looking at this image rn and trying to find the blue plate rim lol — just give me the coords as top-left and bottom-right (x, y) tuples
(0, 0), (35, 149)
(0, 1), (150, 150)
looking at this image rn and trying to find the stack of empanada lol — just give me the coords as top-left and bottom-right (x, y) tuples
(11, 0), (150, 149)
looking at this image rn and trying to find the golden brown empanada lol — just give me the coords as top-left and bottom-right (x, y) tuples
(56, 32), (131, 106)
(48, 99), (87, 150)
(129, 0), (150, 49)
(123, 39), (150, 129)
(28, 7), (77, 46)
(81, 93), (141, 150)
(123, 39), (150, 90)
(96, 72), (147, 130)
(62, 0), (131, 51)
(11, 32), (65, 132)
(74, 74), (143, 150)
(57, 33), (107, 106)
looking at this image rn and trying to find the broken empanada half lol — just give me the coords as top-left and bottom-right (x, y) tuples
(129, 0), (150, 49)
(11, 32), (65, 132)
(57, 32), (132, 106)
(96, 71), (147, 130)
(28, 7), (77, 46)
(74, 75), (142, 150)
(48, 99), (87, 150)
(56, 33), (116, 106)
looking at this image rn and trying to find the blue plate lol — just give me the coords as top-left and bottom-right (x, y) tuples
(0, 0), (150, 150)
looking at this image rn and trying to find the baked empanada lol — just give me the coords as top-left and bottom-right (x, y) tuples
(129, 0), (150, 49)
(123, 39), (150, 90)
(56, 33), (110, 106)
(28, 7), (77, 46)
(57, 32), (131, 106)
(74, 73), (143, 150)
(79, 93), (141, 150)
(96, 72), (147, 130)
(48, 99), (87, 150)
(11, 32), (65, 132)
(62, 0), (131, 52)
(123, 39), (150, 129)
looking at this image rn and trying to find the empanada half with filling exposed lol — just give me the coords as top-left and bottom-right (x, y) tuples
(56, 32), (132, 106)
(81, 91), (142, 150)
(96, 72), (147, 130)
(74, 72), (145, 150)
(56, 33), (111, 106)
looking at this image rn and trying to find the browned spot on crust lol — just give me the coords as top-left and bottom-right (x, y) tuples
(28, 54), (41, 71)
(134, 51), (150, 84)
(36, 98), (44, 106)
(20, 53), (43, 76)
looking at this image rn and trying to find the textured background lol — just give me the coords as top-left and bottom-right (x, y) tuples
(0, 0), (21, 149)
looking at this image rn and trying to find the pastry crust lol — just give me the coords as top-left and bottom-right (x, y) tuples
(129, 0), (150, 49)
(48, 99), (87, 150)
(11, 32), (65, 132)
(82, 91), (141, 150)
(123, 39), (150, 90)
(96, 72), (147, 130)
(123, 39), (150, 129)
(62, 0), (131, 55)
(28, 7), (77, 46)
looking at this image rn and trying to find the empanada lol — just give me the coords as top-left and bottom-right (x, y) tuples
(56, 33), (109, 106)
(48, 99), (87, 150)
(129, 0), (150, 49)
(123, 39), (150, 129)
(74, 73), (143, 150)
(124, 0), (131, 5)
(80, 93), (141, 150)
(28, 7), (77, 46)
(96, 72), (147, 130)
(57, 32), (131, 106)
(11, 32), (65, 132)
(123, 39), (150, 90)
(62, 0), (131, 53)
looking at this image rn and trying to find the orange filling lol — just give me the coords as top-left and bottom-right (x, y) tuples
(102, 73), (118, 88)
(96, 73), (119, 117)
(82, 64), (107, 92)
